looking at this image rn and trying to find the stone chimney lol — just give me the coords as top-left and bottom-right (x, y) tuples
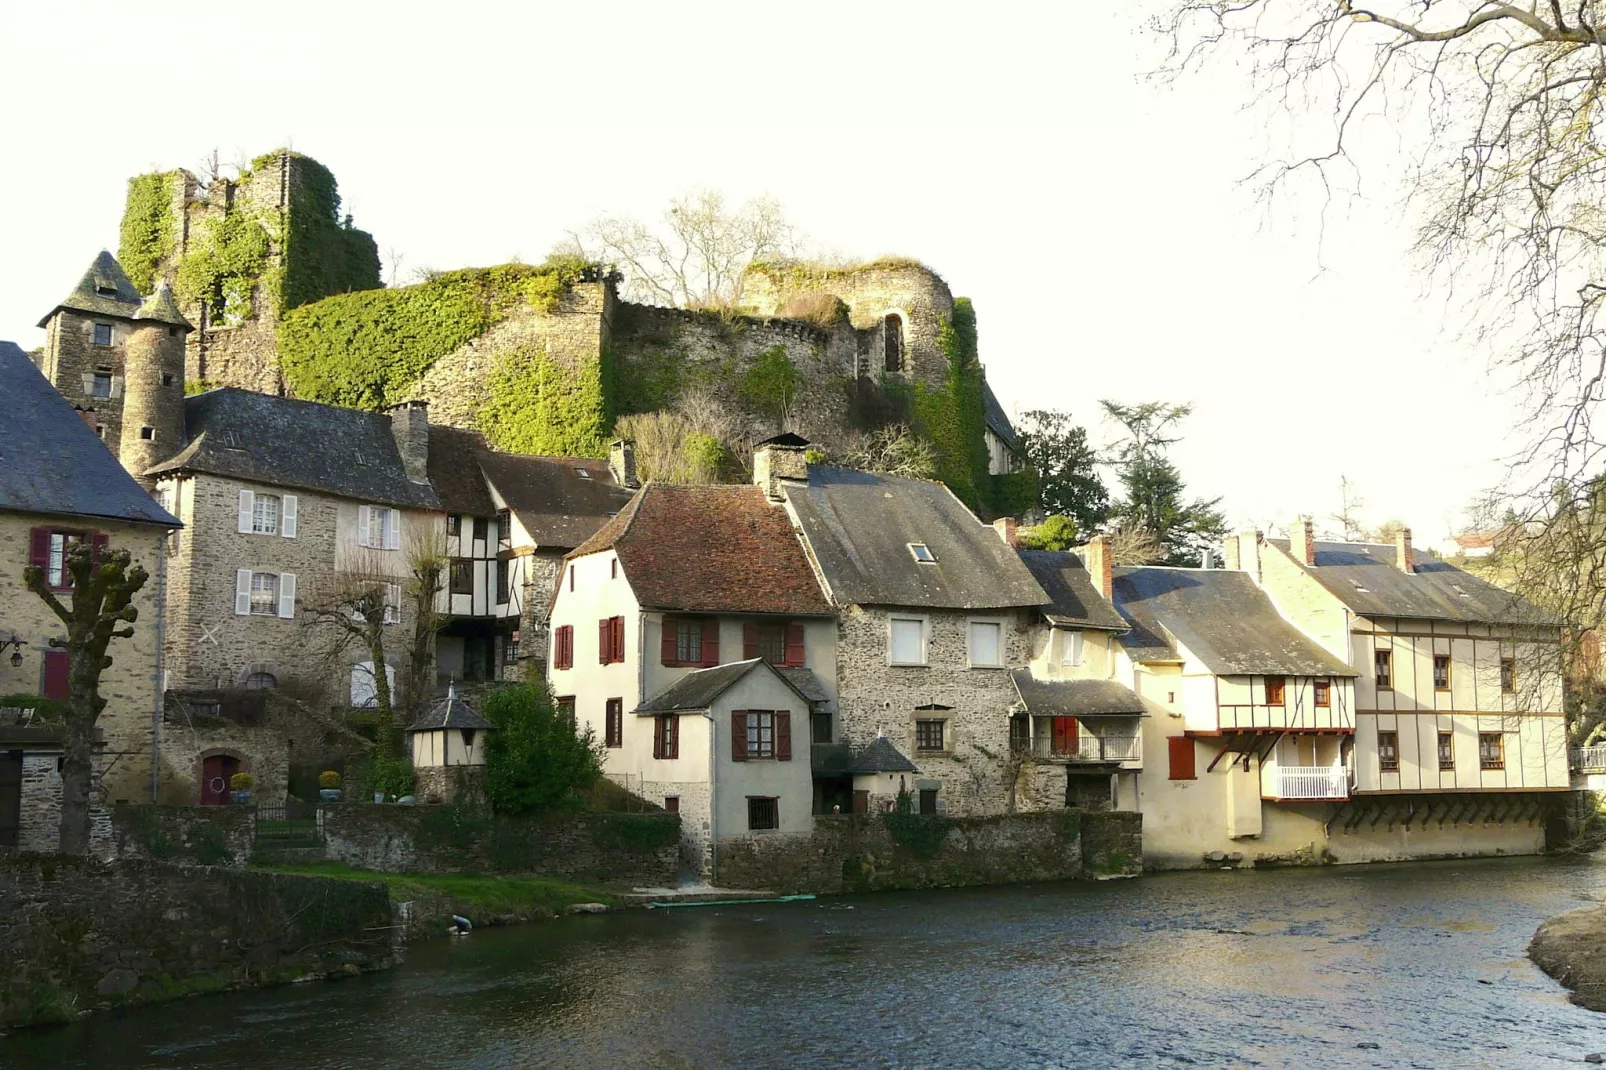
(753, 438), (809, 502)
(1236, 529), (1263, 584)
(993, 517), (1018, 548)
(1395, 526), (1415, 573)
(1290, 515), (1316, 566)
(386, 400), (430, 484)
(1081, 535), (1113, 601)
(609, 439), (638, 488)
(1223, 536), (1240, 571)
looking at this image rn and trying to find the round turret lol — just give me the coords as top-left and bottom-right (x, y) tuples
(119, 282), (191, 487)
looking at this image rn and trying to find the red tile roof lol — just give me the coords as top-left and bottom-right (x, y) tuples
(570, 484), (833, 616)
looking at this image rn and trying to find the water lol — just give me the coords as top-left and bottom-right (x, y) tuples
(9, 858), (1606, 1068)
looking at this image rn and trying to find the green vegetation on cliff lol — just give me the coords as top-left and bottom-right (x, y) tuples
(479, 344), (612, 458)
(267, 152), (382, 311)
(118, 172), (181, 294)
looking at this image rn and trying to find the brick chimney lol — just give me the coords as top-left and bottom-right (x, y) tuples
(1395, 526), (1415, 573)
(753, 439), (809, 502)
(993, 517), (1018, 548)
(609, 439), (638, 488)
(1290, 515), (1316, 566)
(385, 400), (429, 484)
(1081, 535), (1113, 601)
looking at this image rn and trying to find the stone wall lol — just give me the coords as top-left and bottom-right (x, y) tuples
(714, 809), (1142, 894)
(0, 851), (393, 1029)
(39, 308), (129, 454)
(321, 804), (679, 886)
(108, 804), (254, 866)
(13, 752), (113, 855)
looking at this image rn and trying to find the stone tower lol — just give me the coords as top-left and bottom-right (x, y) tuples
(35, 251), (145, 452)
(118, 282), (192, 487)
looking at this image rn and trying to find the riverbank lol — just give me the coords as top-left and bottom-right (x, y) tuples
(1530, 902), (1606, 1012)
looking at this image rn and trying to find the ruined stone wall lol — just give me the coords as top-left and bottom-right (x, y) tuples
(505, 550), (563, 683)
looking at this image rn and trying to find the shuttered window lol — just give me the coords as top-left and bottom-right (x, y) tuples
(731, 710), (788, 761)
(968, 621), (1002, 668)
(1167, 736), (1196, 780)
(553, 625), (574, 670)
(653, 715), (679, 760)
(1264, 677), (1285, 705)
(605, 698), (623, 748)
(41, 650), (70, 702)
(663, 616), (717, 667)
(889, 618), (925, 665)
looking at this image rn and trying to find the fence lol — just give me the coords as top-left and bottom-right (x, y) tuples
(1573, 745), (1606, 772)
(1274, 766), (1350, 800)
(1027, 734), (1142, 763)
(254, 797), (322, 848)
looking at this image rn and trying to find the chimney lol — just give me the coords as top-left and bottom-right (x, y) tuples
(1290, 515), (1316, 566)
(385, 400), (430, 484)
(1395, 526), (1415, 573)
(1223, 536), (1240, 571)
(993, 517), (1018, 548)
(609, 439), (638, 488)
(1237, 529), (1263, 585)
(752, 438), (809, 502)
(1082, 535), (1113, 601)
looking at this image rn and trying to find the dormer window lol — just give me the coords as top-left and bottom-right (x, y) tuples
(576, 468), (592, 479)
(95, 284), (117, 297)
(93, 323), (113, 346)
(909, 543), (936, 563)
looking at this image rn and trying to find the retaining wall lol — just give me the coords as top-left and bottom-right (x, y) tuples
(108, 804), (255, 867)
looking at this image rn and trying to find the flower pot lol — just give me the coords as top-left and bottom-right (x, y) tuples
(231, 789), (252, 805)
(320, 788), (342, 803)
(374, 792), (386, 804)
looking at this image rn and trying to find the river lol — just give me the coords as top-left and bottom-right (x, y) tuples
(8, 858), (1606, 1068)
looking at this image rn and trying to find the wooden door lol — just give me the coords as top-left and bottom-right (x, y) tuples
(0, 750), (21, 847)
(1052, 717), (1079, 756)
(201, 754), (239, 805)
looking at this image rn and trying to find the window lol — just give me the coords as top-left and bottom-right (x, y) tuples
(883, 313), (903, 373)
(755, 621), (786, 663)
(1433, 654), (1451, 692)
(890, 617), (925, 665)
(1010, 714), (1030, 751)
(1378, 731), (1399, 772)
(1313, 680), (1331, 707)
(497, 512), (511, 550)
(811, 711), (832, 744)
(244, 672), (277, 690)
(350, 661), (395, 708)
(1438, 731), (1454, 769)
(908, 542), (937, 563)
(89, 372), (113, 397)
(250, 572), (280, 616)
(41, 650), (70, 702)
(359, 506), (399, 550)
(383, 583), (402, 625)
(568, 565), (575, 591)
(653, 715), (679, 760)
(743, 620), (802, 666)
(1061, 630), (1084, 667)
(553, 625), (574, 670)
(663, 796), (679, 813)
(731, 710), (792, 761)
(555, 695), (575, 725)
(502, 633), (519, 665)
(1500, 657), (1516, 694)
(473, 516), (488, 543)
(968, 621), (1003, 668)
(576, 468), (592, 479)
(747, 796), (779, 831)
(919, 789), (938, 816)
(449, 559), (474, 595)
(1167, 736), (1196, 780)
(35, 529), (88, 590)
(747, 711), (776, 758)
(915, 719), (946, 752)
(496, 558), (510, 603)
(1375, 649), (1392, 690)
(605, 698), (623, 748)
(447, 515), (460, 537)
(139, 426), (154, 440)
(161, 373), (174, 386)
(93, 323), (113, 346)
(611, 558), (618, 579)
(599, 616), (625, 664)
(1265, 677), (1285, 705)
(663, 616), (716, 667)
(251, 494), (281, 535)
(1479, 732), (1505, 770)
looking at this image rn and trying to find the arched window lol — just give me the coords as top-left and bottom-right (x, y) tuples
(243, 672), (277, 690)
(884, 314), (904, 373)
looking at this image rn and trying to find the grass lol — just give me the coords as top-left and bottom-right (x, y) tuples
(252, 861), (622, 923)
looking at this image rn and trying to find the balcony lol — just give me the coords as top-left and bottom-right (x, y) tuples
(1573, 745), (1606, 772)
(1271, 765), (1350, 800)
(1022, 734), (1142, 764)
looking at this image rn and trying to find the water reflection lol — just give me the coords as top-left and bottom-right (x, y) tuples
(8, 858), (1606, 1068)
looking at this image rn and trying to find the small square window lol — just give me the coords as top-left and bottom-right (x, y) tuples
(919, 788), (938, 816)
(664, 796), (679, 813)
(915, 719), (946, 752)
(161, 373), (174, 386)
(93, 323), (113, 346)
(747, 796), (778, 831)
(139, 426), (155, 441)
(576, 468), (592, 479)
(1313, 680), (1331, 707)
(1265, 677), (1285, 705)
(908, 543), (936, 563)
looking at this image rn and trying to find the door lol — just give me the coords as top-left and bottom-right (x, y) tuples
(201, 754), (240, 805)
(0, 750), (22, 847)
(1052, 717), (1079, 757)
(41, 651), (69, 702)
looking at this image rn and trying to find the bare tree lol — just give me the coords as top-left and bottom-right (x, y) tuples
(843, 425), (939, 480)
(384, 246), (407, 289)
(303, 547), (411, 756)
(1107, 519), (1166, 566)
(24, 543), (149, 855)
(1332, 474), (1367, 541)
(399, 530), (448, 724)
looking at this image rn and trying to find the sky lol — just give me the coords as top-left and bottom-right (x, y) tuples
(0, 2), (1521, 546)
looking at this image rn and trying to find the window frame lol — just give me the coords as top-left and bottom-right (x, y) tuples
(747, 795), (779, 832)
(1500, 657), (1516, 695)
(92, 322), (114, 346)
(653, 714), (680, 760)
(604, 698), (623, 748)
(914, 718), (947, 753)
(251, 493), (281, 535)
(1437, 730), (1454, 769)
(1433, 654), (1451, 692)
(249, 572), (281, 616)
(888, 615), (929, 667)
(1375, 648), (1393, 691)
(1478, 731), (1505, 770)
(753, 620), (787, 665)
(553, 625), (574, 670)
(966, 617), (1006, 670)
(1060, 629), (1085, 667)
(449, 558), (474, 595)
(1313, 679), (1331, 708)
(1264, 676), (1286, 706)
(1377, 730), (1400, 772)
(89, 371), (113, 398)
(745, 710), (777, 760)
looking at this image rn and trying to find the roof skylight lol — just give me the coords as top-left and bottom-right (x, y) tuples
(909, 543), (937, 563)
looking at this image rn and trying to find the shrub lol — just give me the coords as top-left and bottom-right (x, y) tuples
(230, 772), (255, 791)
(0, 693), (66, 724)
(484, 682), (605, 816)
(319, 770), (342, 789)
(1018, 514), (1078, 551)
(363, 755), (416, 800)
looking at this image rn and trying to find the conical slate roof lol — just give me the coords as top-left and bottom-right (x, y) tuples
(846, 736), (918, 775)
(406, 685), (497, 733)
(37, 251), (143, 326)
(134, 280), (192, 329)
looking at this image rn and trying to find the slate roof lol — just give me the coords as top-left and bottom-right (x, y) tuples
(406, 688), (496, 732)
(1018, 550), (1128, 630)
(981, 377), (1021, 452)
(0, 341), (180, 527)
(1009, 671), (1147, 716)
(785, 466), (1047, 610)
(426, 425), (498, 517)
(634, 658), (812, 714)
(37, 251), (143, 326)
(133, 281), (192, 329)
(776, 666), (830, 704)
(1273, 539), (1555, 626)
(477, 451), (632, 550)
(1112, 566), (1356, 676)
(571, 484), (834, 617)
(145, 389), (439, 510)
(845, 736), (919, 774)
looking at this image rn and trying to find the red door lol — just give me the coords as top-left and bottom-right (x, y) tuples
(201, 754), (240, 805)
(41, 651), (69, 702)
(1052, 717), (1079, 757)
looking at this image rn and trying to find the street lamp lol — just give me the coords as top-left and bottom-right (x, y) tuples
(1, 633), (26, 667)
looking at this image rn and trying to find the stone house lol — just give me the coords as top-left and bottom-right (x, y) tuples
(547, 480), (837, 875)
(0, 340), (180, 846)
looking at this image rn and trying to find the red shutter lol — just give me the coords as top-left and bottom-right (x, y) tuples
(89, 532), (108, 567)
(613, 617), (626, 663)
(701, 619), (720, 666)
(653, 716), (664, 760)
(599, 619), (610, 664)
(1168, 736), (1196, 781)
(776, 711), (792, 761)
(666, 715), (678, 759)
(743, 621), (759, 661)
(42, 650), (70, 702)
(558, 626), (572, 669)
(661, 617), (680, 666)
(731, 711), (748, 761)
(1053, 717), (1078, 755)
(784, 623), (805, 667)
(29, 527), (50, 571)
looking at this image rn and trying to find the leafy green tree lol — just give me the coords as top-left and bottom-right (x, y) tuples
(1017, 409), (1108, 533)
(1018, 514), (1079, 552)
(484, 682), (606, 815)
(1101, 401), (1226, 567)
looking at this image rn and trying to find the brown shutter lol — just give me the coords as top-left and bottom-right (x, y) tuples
(28, 527), (50, 571)
(661, 617), (679, 665)
(701, 618), (720, 667)
(667, 715), (678, 759)
(852, 789), (869, 815)
(42, 650), (70, 702)
(743, 621), (759, 660)
(731, 711), (748, 761)
(599, 619), (610, 664)
(653, 715), (664, 760)
(613, 617), (625, 662)
(89, 532), (108, 566)
(1168, 736), (1196, 781)
(775, 711), (792, 761)
(784, 623), (805, 667)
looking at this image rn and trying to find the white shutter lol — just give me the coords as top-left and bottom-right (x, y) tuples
(357, 505), (371, 547)
(237, 490), (255, 534)
(385, 583), (402, 624)
(384, 509), (400, 550)
(80, 373), (95, 394)
(281, 495), (298, 538)
(278, 572), (297, 618)
(109, 376), (123, 399)
(235, 569), (252, 615)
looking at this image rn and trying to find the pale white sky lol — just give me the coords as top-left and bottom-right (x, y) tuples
(0, 2), (1519, 544)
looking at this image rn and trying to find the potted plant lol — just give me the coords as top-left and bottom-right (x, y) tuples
(318, 770), (343, 802)
(230, 771), (254, 805)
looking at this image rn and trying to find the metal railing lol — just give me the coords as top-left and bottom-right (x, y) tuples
(254, 799), (323, 847)
(1573, 745), (1606, 771)
(1274, 766), (1350, 800)
(1026, 734), (1142, 763)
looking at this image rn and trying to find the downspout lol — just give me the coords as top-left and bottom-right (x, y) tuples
(706, 709), (718, 882)
(151, 535), (169, 802)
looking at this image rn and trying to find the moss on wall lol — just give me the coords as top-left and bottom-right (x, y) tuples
(478, 343), (611, 456)
(270, 152), (382, 311)
(175, 211), (272, 322)
(118, 172), (181, 295)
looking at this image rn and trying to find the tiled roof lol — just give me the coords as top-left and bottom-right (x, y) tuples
(37, 251), (143, 326)
(846, 737), (919, 774)
(776, 665), (830, 703)
(407, 688), (497, 732)
(786, 466), (1047, 610)
(1009, 671), (1146, 716)
(634, 658), (811, 714)
(0, 341), (180, 527)
(572, 483), (834, 617)
(1113, 566), (1356, 677)
(1018, 550), (1128, 630)
(146, 389), (439, 510)
(477, 451), (632, 549)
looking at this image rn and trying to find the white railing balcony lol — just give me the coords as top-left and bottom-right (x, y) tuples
(1573, 745), (1606, 772)
(1022, 734), (1142, 764)
(1273, 766), (1350, 800)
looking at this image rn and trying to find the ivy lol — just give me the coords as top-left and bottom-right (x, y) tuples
(175, 211), (271, 323)
(273, 153), (381, 311)
(118, 171), (180, 294)
(478, 344), (610, 456)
